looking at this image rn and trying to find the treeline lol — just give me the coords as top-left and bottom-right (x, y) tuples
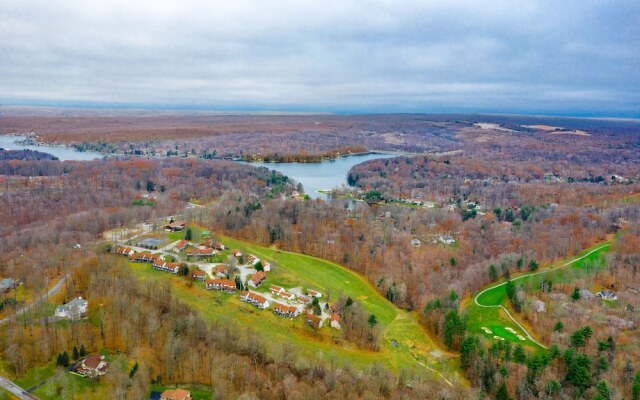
(0, 148), (58, 161)
(0, 256), (462, 399)
(242, 145), (369, 163)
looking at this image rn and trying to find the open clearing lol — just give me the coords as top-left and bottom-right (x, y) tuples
(126, 234), (460, 384)
(465, 242), (610, 350)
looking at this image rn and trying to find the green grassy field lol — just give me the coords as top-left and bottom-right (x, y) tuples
(126, 234), (459, 383)
(465, 242), (610, 350)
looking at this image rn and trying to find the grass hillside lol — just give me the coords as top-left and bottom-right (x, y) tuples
(126, 234), (459, 385)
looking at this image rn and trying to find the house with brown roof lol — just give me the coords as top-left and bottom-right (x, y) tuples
(152, 258), (180, 274)
(262, 261), (271, 272)
(186, 247), (214, 257)
(240, 291), (269, 309)
(206, 278), (236, 293)
(174, 240), (189, 252)
(330, 313), (341, 329)
(269, 285), (284, 295)
(164, 221), (187, 232)
(75, 354), (108, 378)
(161, 388), (192, 400)
(113, 246), (134, 256)
(279, 291), (296, 301)
(214, 265), (228, 278)
(307, 289), (322, 298)
(232, 249), (243, 257)
(130, 252), (158, 263)
(247, 254), (259, 265)
(306, 312), (323, 329)
(248, 271), (266, 288)
(191, 270), (207, 281)
(273, 302), (299, 317)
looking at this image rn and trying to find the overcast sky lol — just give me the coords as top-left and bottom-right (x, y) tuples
(1, 0), (639, 116)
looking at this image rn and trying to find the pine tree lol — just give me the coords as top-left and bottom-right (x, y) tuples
(129, 362), (139, 378)
(571, 287), (581, 301)
(495, 382), (511, 400)
(632, 372), (640, 400)
(79, 344), (86, 357)
(72, 346), (79, 360)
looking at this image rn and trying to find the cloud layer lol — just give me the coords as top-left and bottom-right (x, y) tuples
(1, 0), (639, 116)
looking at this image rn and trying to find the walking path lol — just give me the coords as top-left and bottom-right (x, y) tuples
(473, 244), (610, 350)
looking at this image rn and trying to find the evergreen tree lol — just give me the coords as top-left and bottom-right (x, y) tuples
(571, 287), (581, 301)
(129, 362), (139, 378)
(528, 260), (539, 271)
(633, 372), (640, 400)
(513, 344), (526, 364)
(79, 344), (86, 357)
(72, 346), (79, 360)
(489, 264), (498, 281)
(545, 380), (561, 397)
(185, 227), (193, 241)
(593, 380), (610, 400)
(495, 382), (511, 400)
(553, 321), (564, 332)
(60, 351), (70, 367)
(459, 336), (480, 370)
(368, 314), (378, 327)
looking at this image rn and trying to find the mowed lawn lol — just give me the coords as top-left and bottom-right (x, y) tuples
(126, 234), (457, 380)
(466, 242), (610, 350)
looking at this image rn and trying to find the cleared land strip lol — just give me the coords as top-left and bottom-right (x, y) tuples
(0, 376), (39, 400)
(473, 243), (610, 350)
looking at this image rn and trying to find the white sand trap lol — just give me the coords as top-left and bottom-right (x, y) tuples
(505, 327), (517, 334)
(481, 327), (493, 334)
(517, 335), (526, 341)
(493, 336), (505, 341)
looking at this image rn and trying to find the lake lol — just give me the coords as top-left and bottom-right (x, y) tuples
(246, 153), (397, 199)
(0, 135), (103, 161)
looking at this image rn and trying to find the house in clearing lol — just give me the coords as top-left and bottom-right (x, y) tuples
(248, 271), (266, 288)
(160, 388), (192, 400)
(597, 290), (618, 301)
(174, 240), (189, 252)
(330, 313), (341, 329)
(533, 300), (546, 313)
(206, 278), (236, 293)
(240, 291), (269, 309)
(306, 312), (323, 329)
(75, 353), (108, 378)
(273, 302), (299, 318)
(113, 246), (134, 256)
(438, 235), (456, 245)
(262, 261), (271, 272)
(152, 258), (180, 274)
(164, 221), (187, 232)
(232, 249), (243, 257)
(0, 278), (17, 293)
(191, 270), (207, 281)
(55, 297), (88, 320)
(307, 289), (322, 298)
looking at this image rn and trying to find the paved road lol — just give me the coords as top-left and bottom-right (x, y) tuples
(473, 244), (610, 349)
(0, 272), (70, 326)
(0, 376), (39, 399)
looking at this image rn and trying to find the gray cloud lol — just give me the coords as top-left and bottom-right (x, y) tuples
(1, 0), (639, 116)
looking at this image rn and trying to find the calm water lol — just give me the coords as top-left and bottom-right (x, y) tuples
(247, 153), (397, 199)
(0, 135), (103, 161)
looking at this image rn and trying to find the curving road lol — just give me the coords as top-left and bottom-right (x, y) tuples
(0, 272), (70, 326)
(473, 244), (610, 350)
